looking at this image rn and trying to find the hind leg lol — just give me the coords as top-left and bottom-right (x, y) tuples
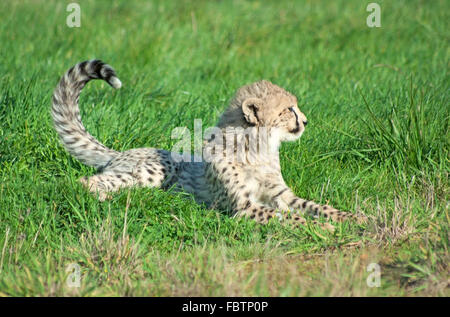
(79, 149), (176, 201)
(78, 166), (166, 201)
(79, 172), (135, 201)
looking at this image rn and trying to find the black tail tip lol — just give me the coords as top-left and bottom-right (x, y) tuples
(84, 59), (122, 89)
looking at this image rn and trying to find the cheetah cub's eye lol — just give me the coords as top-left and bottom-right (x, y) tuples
(288, 107), (294, 112)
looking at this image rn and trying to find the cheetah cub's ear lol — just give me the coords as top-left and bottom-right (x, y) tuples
(242, 98), (263, 125)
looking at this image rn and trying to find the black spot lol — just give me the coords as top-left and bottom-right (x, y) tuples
(273, 188), (287, 199)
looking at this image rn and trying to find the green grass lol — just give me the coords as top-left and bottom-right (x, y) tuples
(0, 0), (448, 296)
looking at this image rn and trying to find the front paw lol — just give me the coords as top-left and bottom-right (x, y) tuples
(321, 222), (335, 233)
(322, 205), (367, 224)
(354, 213), (368, 224)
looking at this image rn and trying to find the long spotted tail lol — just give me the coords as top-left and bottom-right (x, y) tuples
(51, 60), (121, 169)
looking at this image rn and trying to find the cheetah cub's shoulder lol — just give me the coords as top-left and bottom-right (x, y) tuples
(52, 60), (367, 231)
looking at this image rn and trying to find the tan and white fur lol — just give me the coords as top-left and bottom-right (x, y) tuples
(52, 60), (367, 231)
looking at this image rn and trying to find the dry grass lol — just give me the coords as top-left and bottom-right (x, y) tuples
(134, 243), (448, 297)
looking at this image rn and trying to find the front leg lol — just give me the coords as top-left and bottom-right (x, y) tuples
(209, 163), (333, 231)
(265, 182), (367, 224)
(233, 198), (335, 232)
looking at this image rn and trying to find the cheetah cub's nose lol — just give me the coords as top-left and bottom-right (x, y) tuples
(303, 121), (308, 126)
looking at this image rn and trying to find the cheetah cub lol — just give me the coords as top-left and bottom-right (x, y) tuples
(52, 60), (367, 231)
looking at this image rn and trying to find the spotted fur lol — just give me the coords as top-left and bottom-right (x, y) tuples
(52, 60), (367, 231)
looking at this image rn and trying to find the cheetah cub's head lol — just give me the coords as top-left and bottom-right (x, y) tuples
(218, 80), (307, 143)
